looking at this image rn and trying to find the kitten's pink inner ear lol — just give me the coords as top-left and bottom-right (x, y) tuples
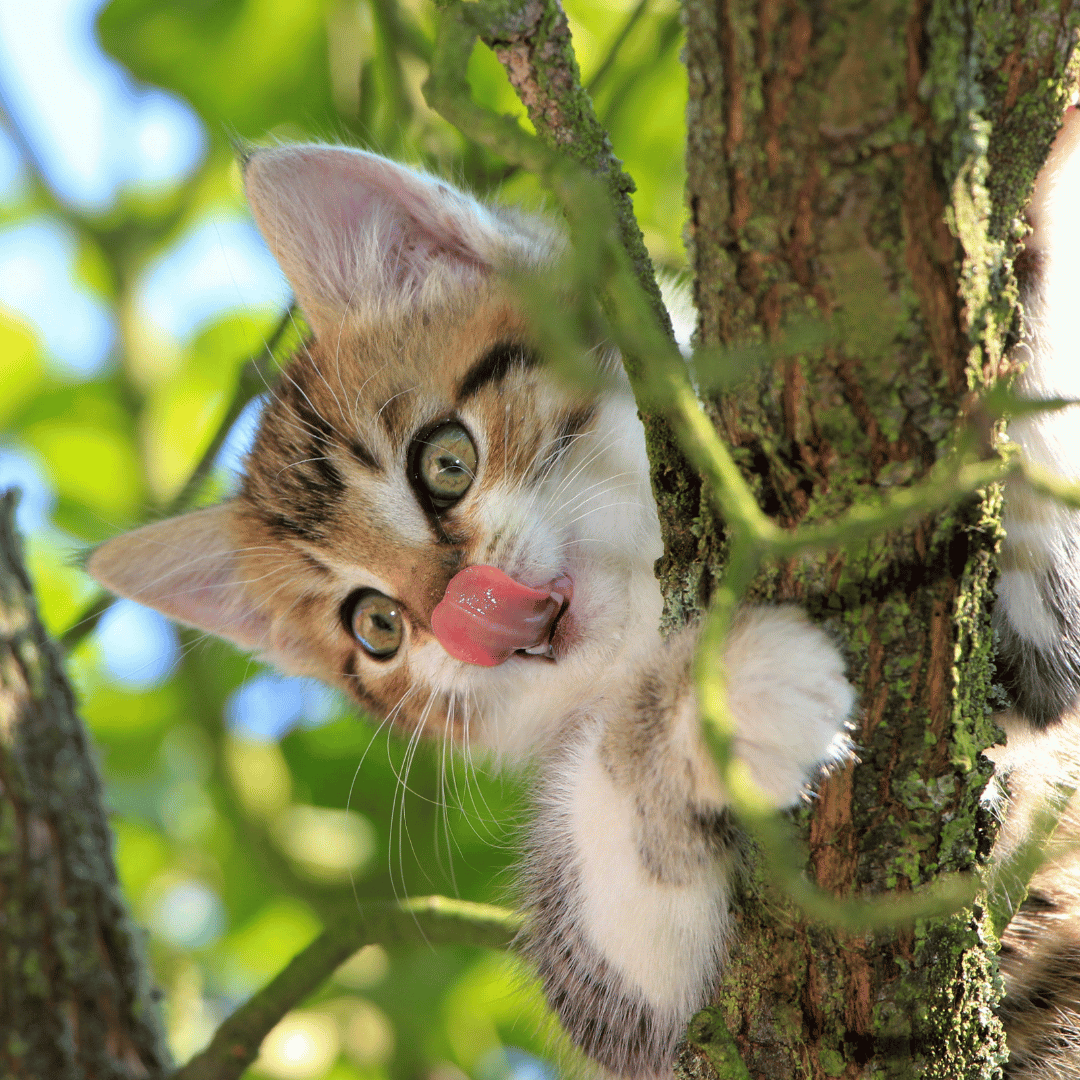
(432, 565), (572, 666)
(86, 505), (272, 653)
(242, 145), (504, 339)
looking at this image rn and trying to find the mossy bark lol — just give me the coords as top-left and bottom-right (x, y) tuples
(676, 2), (1079, 1077)
(0, 491), (170, 1079)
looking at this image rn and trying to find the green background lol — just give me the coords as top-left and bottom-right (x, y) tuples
(0, 1), (687, 1076)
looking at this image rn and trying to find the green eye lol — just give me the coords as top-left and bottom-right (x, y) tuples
(415, 422), (477, 506)
(349, 591), (403, 658)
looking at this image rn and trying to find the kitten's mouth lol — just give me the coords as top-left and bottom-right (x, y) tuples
(516, 592), (572, 662)
(431, 564), (573, 667)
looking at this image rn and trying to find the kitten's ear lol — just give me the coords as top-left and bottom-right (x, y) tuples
(243, 145), (551, 338)
(86, 504), (272, 653)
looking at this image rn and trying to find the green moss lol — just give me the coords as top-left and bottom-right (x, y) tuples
(677, 0), (1080, 1073)
(686, 1009), (753, 1080)
(819, 1047), (846, 1076)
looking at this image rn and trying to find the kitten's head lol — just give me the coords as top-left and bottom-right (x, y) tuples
(88, 146), (662, 760)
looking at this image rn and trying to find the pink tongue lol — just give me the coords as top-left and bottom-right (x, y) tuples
(432, 565), (567, 667)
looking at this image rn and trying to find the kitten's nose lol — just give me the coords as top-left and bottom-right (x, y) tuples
(431, 565), (572, 666)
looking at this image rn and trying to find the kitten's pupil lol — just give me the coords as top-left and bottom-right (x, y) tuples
(348, 591), (403, 658)
(415, 422), (477, 506)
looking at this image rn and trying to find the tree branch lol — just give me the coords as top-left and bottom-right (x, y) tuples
(172, 896), (520, 1080)
(425, 0), (705, 630)
(0, 490), (172, 1077)
(472, 0), (671, 338)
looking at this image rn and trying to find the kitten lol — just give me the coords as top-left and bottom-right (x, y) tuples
(85, 108), (1080, 1078)
(87, 145), (855, 1076)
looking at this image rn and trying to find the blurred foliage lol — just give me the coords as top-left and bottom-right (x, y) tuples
(0, 0), (687, 1077)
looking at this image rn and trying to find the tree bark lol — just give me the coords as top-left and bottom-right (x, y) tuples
(0, 490), (170, 1079)
(679, 2), (1079, 1078)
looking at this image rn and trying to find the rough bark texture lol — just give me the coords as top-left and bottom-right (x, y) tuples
(0, 490), (170, 1079)
(679, 2), (1080, 1078)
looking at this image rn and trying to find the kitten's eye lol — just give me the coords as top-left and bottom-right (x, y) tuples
(346, 591), (403, 659)
(415, 422), (477, 507)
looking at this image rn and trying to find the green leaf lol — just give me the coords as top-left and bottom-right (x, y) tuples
(21, 421), (144, 530)
(98, 0), (341, 139)
(218, 897), (322, 991)
(0, 311), (45, 429)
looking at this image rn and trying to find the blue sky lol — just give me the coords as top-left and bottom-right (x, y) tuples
(0, 0), (204, 209)
(0, 0), (288, 372)
(0, 0), (309, 735)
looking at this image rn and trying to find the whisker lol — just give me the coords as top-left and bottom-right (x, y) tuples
(374, 386), (418, 425)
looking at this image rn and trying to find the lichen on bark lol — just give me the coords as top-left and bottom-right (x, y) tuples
(681, 0), (1079, 1075)
(0, 490), (171, 1079)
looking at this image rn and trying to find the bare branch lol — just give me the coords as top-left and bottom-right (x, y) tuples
(172, 896), (520, 1080)
(473, 0), (671, 339)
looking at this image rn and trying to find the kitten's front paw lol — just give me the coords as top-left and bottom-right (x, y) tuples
(725, 607), (856, 807)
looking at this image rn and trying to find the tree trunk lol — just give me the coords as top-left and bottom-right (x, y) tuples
(675, 2), (1079, 1077)
(0, 491), (170, 1079)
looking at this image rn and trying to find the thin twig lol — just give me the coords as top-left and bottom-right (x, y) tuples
(165, 305), (294, 517)
(0, 83), (56, 198)
(474, 0), (672, 340)
(373, 0), (432, 63)
(171, 896), (519, 1080)
(57, 593), (114, 654)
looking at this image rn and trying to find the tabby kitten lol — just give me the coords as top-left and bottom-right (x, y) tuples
(87, 108), (1080, 1078)
(88, 145), (855, 1075)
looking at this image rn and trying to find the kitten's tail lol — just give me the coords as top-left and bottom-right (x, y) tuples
(996, 106), (1080, 728)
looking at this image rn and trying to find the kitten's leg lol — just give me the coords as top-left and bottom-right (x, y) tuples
(522, 608), (854, 1078)
(996, 106), (1080, 728)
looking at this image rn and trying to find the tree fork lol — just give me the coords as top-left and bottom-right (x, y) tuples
(682, 0), (1078, 1077)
